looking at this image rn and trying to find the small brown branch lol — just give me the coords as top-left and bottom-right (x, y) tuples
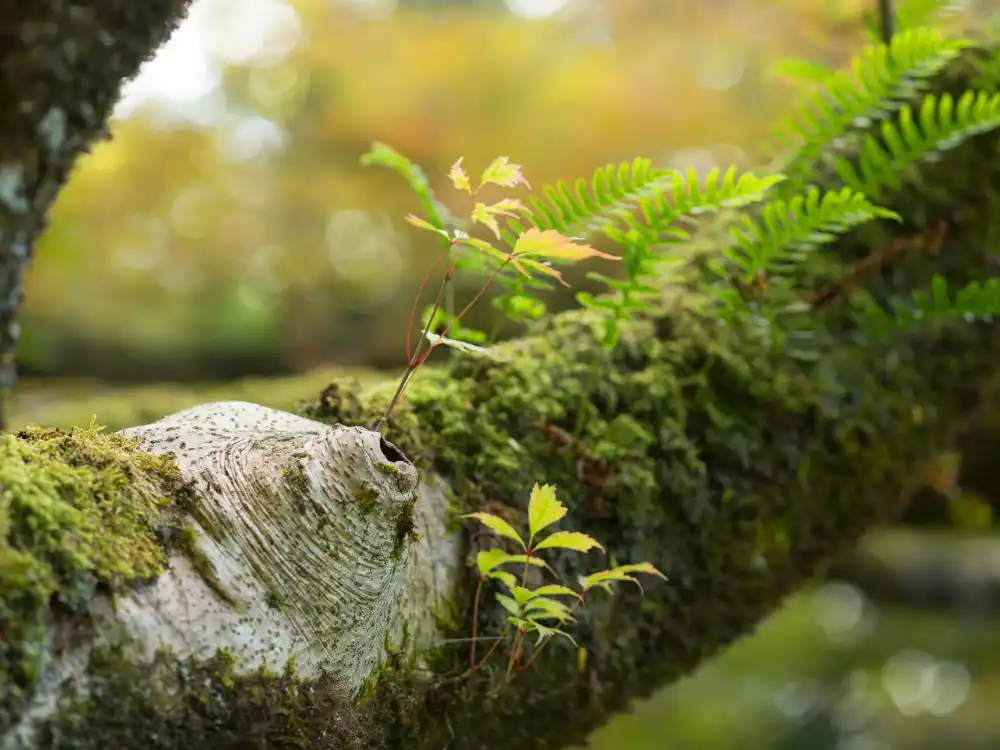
(808, 220), (948, 309)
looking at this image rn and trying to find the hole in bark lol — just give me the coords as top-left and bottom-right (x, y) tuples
(379, 436), (408, 464)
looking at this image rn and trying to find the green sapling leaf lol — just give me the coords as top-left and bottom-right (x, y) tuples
(496, 594), (520, 617)
(534, 530), (604, 553)
(476, 548), (511, 576)
(527, 483), (566, 544)
(463, 512), (525, 548)
(489, 570), (518, 590)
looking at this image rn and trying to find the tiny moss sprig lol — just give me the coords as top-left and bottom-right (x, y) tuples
(462, 483), (664, 689)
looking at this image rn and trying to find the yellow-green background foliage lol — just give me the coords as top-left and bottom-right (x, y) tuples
(23, 0), (875, 380)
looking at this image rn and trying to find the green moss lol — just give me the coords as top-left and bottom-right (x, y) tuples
(305, 378), (368, 427)
(390, 492), (420, 559)
(46, 644), (367, 750)
(281, 461), (310, 497)
(354, 481), (379, 513)
(373, 461), (398, 476)
(0, 423), (194, 730)
(175, 526), (238, 609)
(264, 587), (287, 611)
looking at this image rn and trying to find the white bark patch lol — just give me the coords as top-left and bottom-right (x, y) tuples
(115, 401), (431, 689)
(2, 402), (464, 748)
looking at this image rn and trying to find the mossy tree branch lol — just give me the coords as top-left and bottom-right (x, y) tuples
(3, 4), (1000, 749)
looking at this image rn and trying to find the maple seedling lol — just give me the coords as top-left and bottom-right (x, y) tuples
(463, 483), (665, 689)
(374, 156), (619, 430)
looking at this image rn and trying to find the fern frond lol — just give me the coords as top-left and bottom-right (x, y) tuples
(504, 163), (782, 250)
(602, 167), (785, 247)
(776, 27), (971, 178)
(863, 275), (1000, 337)
(770, 57), (836, 85)
(361, 142), (454, 230)
(500, 158), (675, 246)
(835, 90), (1000, 196)
(722, 187), (900, 280)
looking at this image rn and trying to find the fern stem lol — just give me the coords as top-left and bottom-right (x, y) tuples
(405, 248), (449, 361)
(427, 259), (511, 350)
(377, 256), (454, 430)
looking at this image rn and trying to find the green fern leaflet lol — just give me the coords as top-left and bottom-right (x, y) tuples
(500, 158), (676, 246)
(776, 27), (971, 179)
(864, 275), (1000, 337)
(720, 187), (899, 283)
(505, 163), (783, 248)
(836, 89), (1000, 196)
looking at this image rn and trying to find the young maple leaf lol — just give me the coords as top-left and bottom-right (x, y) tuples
(479, 156), (530, 190)
(449, 157), (471, 193)
(512, 228), (619, 262)
(513, 257), (569, 286)
(471, 198), (524, 238)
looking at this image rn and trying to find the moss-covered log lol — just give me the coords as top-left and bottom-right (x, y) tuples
(5, 2), (1000, 748)
(4, 78), (1000, 743)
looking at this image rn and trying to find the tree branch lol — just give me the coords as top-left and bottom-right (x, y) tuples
(0, 0), (193, 428)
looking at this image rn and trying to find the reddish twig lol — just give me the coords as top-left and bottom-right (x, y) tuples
(808, 220), (948, 309)
(377, 250), (513, 429)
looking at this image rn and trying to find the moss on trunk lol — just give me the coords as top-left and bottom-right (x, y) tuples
(301, 50), (1000, 749)
(0, 425), (194, 731)
(5, 47), (1000, 750)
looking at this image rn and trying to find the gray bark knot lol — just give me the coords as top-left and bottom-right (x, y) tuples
(117, 401), (420, 686)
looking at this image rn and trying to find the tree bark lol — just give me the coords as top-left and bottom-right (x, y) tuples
(0, 0), (192, 427)
(4, 4), (1000, 749)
